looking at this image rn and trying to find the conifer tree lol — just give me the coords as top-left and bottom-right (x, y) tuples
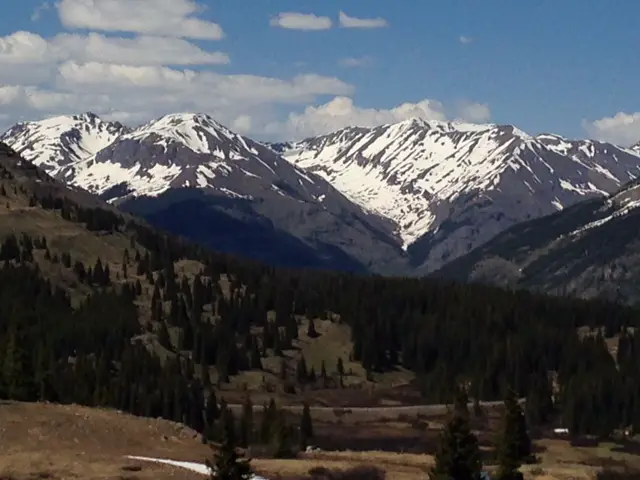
(240, 395), (253, 448)
(429, 389), (482, 480)
(337, 357), (345, 377)
(496, 388), (531, 480)
(206, 428), (252, 480)
(300, 402), (314, 449)
(307, 318), (318, 338)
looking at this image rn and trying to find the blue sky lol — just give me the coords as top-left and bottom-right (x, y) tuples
(1, 0), (639, 145)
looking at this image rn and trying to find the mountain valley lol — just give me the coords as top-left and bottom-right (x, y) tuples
(2, 134), (640, 478)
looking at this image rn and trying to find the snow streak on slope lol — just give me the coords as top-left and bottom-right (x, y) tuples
(125, 455), (269, 479)
(62, 112), (327, 202)
(0, 113), (127, 178)
(277, 119), (640, 248)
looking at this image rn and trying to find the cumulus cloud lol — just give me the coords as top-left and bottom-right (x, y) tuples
(0, 31), (229, 70)
(338, 11), (388, 29)
(0, 31), (56, 64)
(582, 112), (640, 147)
(0, 3), (492, 143)
(454, 101), (491, 123)
(55, 62), (353, 103)
(52, 33), (229, 66)
(266, 96), (448, 139)
(269, 12), (333, 31)
(338, 56), (373, 67)
(57, 0), (224, 40)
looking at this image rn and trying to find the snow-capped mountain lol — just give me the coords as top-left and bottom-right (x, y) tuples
(275, 119), (640, 271)
(1, 112), (406, 273)
(4, 112), (640, 275)
(632, 140), (640, 154)
(0, 113), (128, 178)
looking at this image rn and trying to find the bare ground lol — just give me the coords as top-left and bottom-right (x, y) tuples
(4, 402), (640, 480)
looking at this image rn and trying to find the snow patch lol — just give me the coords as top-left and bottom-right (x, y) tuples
(125, 455), (268, 479)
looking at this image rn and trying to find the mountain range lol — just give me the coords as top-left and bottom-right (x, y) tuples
(2, 112), (640, 279)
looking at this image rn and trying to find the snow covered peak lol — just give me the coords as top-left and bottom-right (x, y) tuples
(632, 140), (640, 154)
(122, 112), (251, 156)
(0, 112), (128, 175)
(279, 119), (640, 266)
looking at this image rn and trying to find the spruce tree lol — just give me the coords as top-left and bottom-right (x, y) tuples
(429, 389), (482, 480)
(300, 402), (314, 449)
(240, 395), (253, 448)
(496, 388), (531, 480)
(206, 428), (252, 480)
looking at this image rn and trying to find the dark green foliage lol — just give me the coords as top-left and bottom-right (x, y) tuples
(300, 402), (314, 449)
(429, 390), (482, 480)
(496, 389), (531, 479)
(239, 395), (253, 448)
(206, 431), (253, 480)
(524, 370), (554, 426)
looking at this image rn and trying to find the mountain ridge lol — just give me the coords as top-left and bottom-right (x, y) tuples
(276, 119), (640, 271)
(432, 174), (640, 304)
(1, 113), (408, 274)
(3, 112), (640, 275)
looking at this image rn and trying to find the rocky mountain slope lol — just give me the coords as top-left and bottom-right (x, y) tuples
(1, 112), (129, 178)
(433, 175), (640, 304)
(276, 119), (640, 272)
(1, 114), (406, 273)
(4, 112), (640, 275)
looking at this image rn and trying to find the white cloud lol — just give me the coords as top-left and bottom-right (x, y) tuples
(459, 35), (473, 45)
(0, 31), (56, 64)
(52, 33), (229, 66)
(266, 96), (447, 139)
(0, 7), (493, 143)
(339, 56), (373, 68)
(582, 112), (640, 147)
(269, 12), (332, 31)
(454, 101), (491, 123)
(338, 11), (388, 29)
(31, 2), (52, 21)
(0, 31), (227, 70)
(55, 62), (353, 104)
(57, 0), (224, 40)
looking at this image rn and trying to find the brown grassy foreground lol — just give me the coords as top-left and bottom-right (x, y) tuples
(4, 402), (640, 479)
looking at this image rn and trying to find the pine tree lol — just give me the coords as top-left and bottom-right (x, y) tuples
(300, 402), (314, 449)
(429, 389), (482, 480)
(496, 388), (531, 480)
(524, 370), (554, 427)
(307, 318), (318, 338)
(271, 412), (294, 459)
(337, 357), (345, 377)
(206, 429), (252, 480)
(239, 395), (253, 448)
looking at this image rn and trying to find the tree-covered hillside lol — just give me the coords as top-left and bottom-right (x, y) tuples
(1, 141), (639, 446)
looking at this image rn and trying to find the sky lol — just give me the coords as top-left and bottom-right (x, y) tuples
(0, 0), (639, 145)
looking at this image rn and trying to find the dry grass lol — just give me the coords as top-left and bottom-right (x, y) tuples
(7, 402), (640, 480)
(0, 401), (209, 480)
(253, 454), (428, 480)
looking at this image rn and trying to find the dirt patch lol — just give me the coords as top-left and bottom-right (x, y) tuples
(0, 401), (209, 480)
